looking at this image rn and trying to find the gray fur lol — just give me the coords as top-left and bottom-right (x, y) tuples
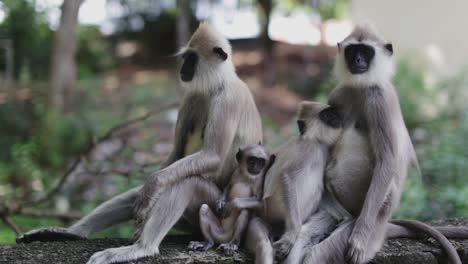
(245, 101), (343, 263)
(300, 25), (465, 264)
(17, 23), (262, 264)
(188, 144), (272, 256)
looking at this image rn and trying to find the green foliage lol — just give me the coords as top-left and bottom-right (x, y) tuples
(396, 68), (468, 220)
(0, 96), (91, 203)
(0, 0), (53, 81)
(0, 1), (114, 81)
(77, 26), (115, 79)
(393, 61), (429, 128)
(316, 0), (351, 20)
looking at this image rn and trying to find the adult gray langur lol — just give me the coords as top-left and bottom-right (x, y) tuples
(243, 101), (344, 264)
(298, 24), (468, 264)
(17, 23), (263, 264)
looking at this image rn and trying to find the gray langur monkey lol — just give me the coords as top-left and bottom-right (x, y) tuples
(17, 23), (263, 264)
(243, 101), (344, 264)
(297, 24), (468, 264)
(188, 144), (275, 255)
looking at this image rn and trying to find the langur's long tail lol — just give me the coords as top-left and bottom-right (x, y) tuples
(389, 219), (464, 264)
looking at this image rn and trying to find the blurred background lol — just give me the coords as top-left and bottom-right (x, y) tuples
(0, 0), (467, 243)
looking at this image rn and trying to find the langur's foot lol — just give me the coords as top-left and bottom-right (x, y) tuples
(217, 242), (239, 256)
(87, 245), (158, 264)
(273, 237), (294, 260)
(187, 240), (214, 251)
(16, 227), (85, 243)
(346, 235), (369, 264)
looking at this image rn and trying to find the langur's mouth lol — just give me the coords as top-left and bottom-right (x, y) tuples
(180, 71), (194, 82)
(348, 66), (368, 74)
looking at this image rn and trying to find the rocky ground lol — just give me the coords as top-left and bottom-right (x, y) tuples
(1, 219), (468, 264)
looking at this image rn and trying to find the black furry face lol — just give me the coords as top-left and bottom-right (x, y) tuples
(344, 44), (375, 74)
(246, 156), (266, 175)
(180, 51), (198, 82)
(297, 120), (306, 135)
(319, 107), (342, 128)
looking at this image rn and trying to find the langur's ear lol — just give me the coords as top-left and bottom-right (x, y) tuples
(384, 43), (393, 55)
(213, 47), (228, 61)
(297, 120), (306, 135)
(236, 148), (243, 162)
(319, 107), (342, 128)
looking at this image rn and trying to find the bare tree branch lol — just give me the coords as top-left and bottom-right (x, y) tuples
(28, 101), (179, 206)
(16, 208), (83, 221)
(1, 216), (21, 235)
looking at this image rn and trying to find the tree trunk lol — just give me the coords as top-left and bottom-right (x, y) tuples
(176, 0), (190, 49)
(258, 0), (273, 58)
(49, 0), (84, 112)
(258, 0), (275, 87)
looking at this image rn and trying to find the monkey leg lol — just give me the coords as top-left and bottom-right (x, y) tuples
(188, 204), (224, 251)
(245, 217), (274, 264)
(87, 177), (220, 264)
(17, 186), (140, 243)
(302, 220), (354, 264)
(218, 209), (249, 256)
(283, 209), (337, 264)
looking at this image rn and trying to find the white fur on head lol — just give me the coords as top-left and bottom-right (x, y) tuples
(180, 22), (235, 93)
(334, 23), (395, 87)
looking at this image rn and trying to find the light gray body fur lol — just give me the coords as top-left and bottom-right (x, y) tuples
(298, 25), (468, 264)
(187, 144), (270, 256)
(245, 102), (343, 264)
(17, 24), (263, 264)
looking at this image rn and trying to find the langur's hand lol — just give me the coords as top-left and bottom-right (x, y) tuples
(223, 198), (241, 217)
(346, 218), (370, 264)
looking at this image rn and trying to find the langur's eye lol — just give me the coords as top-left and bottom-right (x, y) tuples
(247, 157), (265, 168)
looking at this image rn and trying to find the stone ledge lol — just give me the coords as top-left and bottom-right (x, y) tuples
(1, 219), (468, 264)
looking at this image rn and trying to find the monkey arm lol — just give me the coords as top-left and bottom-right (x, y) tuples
(226, 197), (263, 213)
(349, 88), (399, 250)
(152, 98), (238, 185)
(162, 103), (192, 168)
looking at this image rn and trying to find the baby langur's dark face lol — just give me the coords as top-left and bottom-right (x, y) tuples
(236, 148), (267, 175)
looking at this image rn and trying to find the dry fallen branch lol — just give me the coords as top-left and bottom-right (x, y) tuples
(1, 101), (178, 235)
(28, 101), (179, 206)
(1, 216), (21, 235)
(16, 208), (84, 221)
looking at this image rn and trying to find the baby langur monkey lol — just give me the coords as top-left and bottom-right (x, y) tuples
(188, 144), (275, 256)
(245, 101), (343, 263)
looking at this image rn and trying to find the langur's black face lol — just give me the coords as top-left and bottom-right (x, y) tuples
(179, 46), (228, 82)
(180, 51), (198, 82)
(246, 156), (266, 175)
(344, 44), (375, 74)
(236, 150), (267, 175)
